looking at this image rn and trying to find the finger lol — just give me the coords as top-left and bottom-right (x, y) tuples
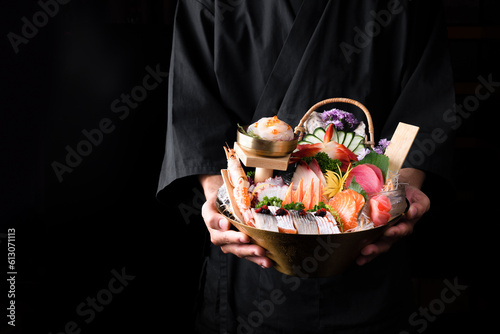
(209, 227), (250, 246)
(384, 222), (413, 238)
(220, 242), (265, 258)
(201, 200), (227, 230)
(357, 243), (388, 266)
(244, 256), (274, 269)
(221, 243), (273, 268)
(356, 232), (400, 266)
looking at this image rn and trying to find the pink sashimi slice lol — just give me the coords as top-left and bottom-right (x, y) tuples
(345, 164), (384, 194)
(363, 164), (384, 186)
(291, 161), (320, 191)
(308, 158), (327, 187)
(369, 194), (392, 227)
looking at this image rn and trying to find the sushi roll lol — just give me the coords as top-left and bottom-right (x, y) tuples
(268, 206), (297, 234)
(290, 210), (319, 235)
(314, 210), (341, 234)
(251, 207), (279, 232)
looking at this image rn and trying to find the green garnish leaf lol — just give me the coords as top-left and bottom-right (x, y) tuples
(255, 196), (282, 208)
(347, 176), (368, 201)
(302, 152), (341, 174)
(238, 123), (261, 139)
(283, 202), (305, 211)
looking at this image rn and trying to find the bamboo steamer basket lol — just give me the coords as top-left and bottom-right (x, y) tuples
(221, 98), (416, 277)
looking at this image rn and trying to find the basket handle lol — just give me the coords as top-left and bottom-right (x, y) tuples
(294, 97), (375, 148)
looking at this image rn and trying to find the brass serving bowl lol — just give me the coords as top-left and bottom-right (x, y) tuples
(236, 126), (298, 157)
(216, 199), (404, 278)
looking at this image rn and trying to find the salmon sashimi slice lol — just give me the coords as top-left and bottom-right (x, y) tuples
(282, 181), (294, 205)
(293, 178), (304, 203)
(301, 179), (315, 210)
(312, 181), (323, 206)
(328, 189), (365, 231)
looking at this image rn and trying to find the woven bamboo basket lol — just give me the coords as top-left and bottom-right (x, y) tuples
(294, 97), (375, 147)
(220, 98), (411, 277)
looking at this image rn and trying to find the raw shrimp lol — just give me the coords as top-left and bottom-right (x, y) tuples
(224, 146), (255, 227)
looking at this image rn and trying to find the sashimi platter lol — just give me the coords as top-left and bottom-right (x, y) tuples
(217, 98), (419, 276)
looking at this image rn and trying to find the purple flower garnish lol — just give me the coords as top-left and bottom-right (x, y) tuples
(377, 138), (390, 149)
(321, 108), (360, 131)
(356, 148), (371, 160)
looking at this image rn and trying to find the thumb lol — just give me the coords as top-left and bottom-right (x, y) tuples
(218, 217), (231, 231)
(201, 199), (230, 231)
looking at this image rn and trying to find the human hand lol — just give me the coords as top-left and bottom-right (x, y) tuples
(356, 169), (431, 266)
(199, 175), (273, 268)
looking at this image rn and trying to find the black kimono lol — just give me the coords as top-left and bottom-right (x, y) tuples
(158, 1), (455, 333)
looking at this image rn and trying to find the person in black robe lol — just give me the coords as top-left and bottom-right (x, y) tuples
(157, 1), (455, 333)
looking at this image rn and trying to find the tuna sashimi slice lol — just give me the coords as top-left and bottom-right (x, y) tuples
(345, 164), (384, 194)
(368, 195), (392, 227)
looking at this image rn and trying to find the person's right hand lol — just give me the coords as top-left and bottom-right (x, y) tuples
(199, 175), (273, 269)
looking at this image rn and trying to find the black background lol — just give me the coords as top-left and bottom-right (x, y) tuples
(1, 1), (498, 333)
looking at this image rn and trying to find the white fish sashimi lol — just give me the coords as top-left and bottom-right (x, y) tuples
(253, 184), (289, 202)
(249, 176), (285, 194)
(315, 212), (341, 234)
(290, 211), (319, 235)
(251, 208), (279, 232)
(268, 206), (297, 234)
(262, 176), (285, 186)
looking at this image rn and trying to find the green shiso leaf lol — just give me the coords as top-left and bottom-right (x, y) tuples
(347, 176), (368, 201)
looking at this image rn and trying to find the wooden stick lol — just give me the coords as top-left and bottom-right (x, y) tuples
(384, 122), (420, 173)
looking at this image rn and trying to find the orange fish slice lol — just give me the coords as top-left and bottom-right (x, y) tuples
(293, 178), (304, 203)
(302, 179), (315, 210)
(328, 189), (365, 231)
(282, 181), (294, 205)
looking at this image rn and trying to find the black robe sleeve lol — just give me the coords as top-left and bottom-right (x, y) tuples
(157, 0), (233, 199)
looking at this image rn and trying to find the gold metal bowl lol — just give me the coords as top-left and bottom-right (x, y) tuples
(236, 126), (298, 157)
(216, 199), (403, 277)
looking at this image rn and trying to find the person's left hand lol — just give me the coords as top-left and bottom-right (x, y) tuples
(356, 184), (431, 266)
